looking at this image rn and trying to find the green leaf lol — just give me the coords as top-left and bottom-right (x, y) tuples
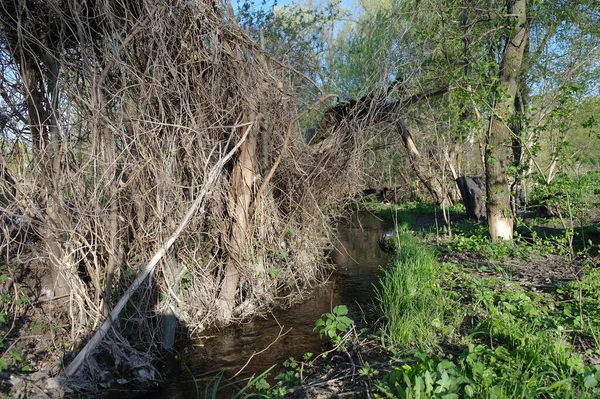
(464, 385), (475, 397)
(337, 316), (352, 328)
(254, 378), (270, 391)
(414, 375), (424, 394)
(10, 350), (23, 362)
(333, 305), (348, 316)
(584, 374), (598, 388)
(424, 370), (434, 392)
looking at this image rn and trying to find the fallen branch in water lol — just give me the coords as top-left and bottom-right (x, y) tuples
(232, 312), (291, 378)
(63, 119), (253, 377)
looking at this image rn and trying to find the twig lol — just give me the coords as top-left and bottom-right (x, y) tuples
(344, 348), (356, 382)
(63, 120), (253, 377)
(249, 94), (337, 214)
(267, 56), (324, 97)
(232, 313), (291, 378)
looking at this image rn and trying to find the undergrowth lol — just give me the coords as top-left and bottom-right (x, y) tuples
(212, 186), (600, 398)
(373, 238), (600, 398)
(376, 228), (451, 349)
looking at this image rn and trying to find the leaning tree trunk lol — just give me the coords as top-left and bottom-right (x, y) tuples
(217, 114), (260, 322)
(485, 0), (528, 241)
(395, 119), (446, 205)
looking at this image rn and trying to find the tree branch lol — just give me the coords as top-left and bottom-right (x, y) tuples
(63, 120), (253, 377)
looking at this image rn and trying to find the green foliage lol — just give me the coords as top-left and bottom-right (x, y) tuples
(235, 0), (345, 102)
(380, 233), (400, 252)
(376, 345), (600, 399)
(376, 229), (449, 348)
(0, 265), (32, 373)
(314, 304), (353, 345)
(529, 170), (600, 224)
(355, 200), (464, 230)
(374, 261), (600, 398)
(445, 172), (600, 257)
(197, 365), (275, 399)
(249, 354), (317, 398)
(375, 351), (472, 398)
(358, 361), (379, 378)
(449, 228), (523, 260)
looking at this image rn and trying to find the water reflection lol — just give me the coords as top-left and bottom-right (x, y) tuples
(144, 212), (391, 398)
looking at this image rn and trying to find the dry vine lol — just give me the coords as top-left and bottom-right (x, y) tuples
(0, 0), (371, 393)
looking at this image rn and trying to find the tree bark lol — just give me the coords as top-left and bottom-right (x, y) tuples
(217, 115), (259, 322)
(395, 119), (446, 205)
(21, 53), (70, 297)
(485, 0), (528, 241)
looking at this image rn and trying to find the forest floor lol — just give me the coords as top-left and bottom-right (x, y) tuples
(2, 177), (600, 398)
(0, 255), (75, 398)
(246, 181), (600, 398)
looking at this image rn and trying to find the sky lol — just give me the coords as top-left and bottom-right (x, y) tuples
(233, 0), (361, 19)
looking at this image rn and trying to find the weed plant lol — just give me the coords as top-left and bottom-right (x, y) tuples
(0, 264), (32, 373)
(376, 228), (447, 349)
(374, 258), (600, 398)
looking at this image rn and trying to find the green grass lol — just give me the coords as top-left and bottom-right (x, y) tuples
(247, 189), (600, 397)
(373, 249), (600, 398)
(376, 228), (449, 349)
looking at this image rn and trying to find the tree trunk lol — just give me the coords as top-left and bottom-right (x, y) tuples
(457, 176), (486, 221)
(485, 0), (528, 241)
(395, 119), (446, 205)
(217, 115), (259, 322)
(22, 54), (70, 297)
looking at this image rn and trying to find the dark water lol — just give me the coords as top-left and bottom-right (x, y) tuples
(147, 212), (391, 398)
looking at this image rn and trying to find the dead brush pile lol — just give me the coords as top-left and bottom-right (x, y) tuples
(0, 0), (368, 393)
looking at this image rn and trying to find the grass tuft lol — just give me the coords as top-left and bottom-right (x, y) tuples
(376, 228), (445, 348)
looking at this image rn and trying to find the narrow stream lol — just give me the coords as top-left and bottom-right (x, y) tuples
(147, 212), (391, 398)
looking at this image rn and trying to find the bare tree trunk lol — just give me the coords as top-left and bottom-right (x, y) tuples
(485, 0), (528, 241)
(21, 54), (70, 297)
(395, 119), (446, 205)
(218, 115), (259, 322)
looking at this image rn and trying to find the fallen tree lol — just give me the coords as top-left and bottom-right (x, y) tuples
(308, 82), (451, 205)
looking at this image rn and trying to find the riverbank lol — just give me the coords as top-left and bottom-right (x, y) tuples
(234, 194), (600, 398)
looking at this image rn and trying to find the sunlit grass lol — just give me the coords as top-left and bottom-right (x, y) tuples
(376, 228), (445, 349)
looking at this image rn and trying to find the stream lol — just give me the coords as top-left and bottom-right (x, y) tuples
(146, 212), (392, 398)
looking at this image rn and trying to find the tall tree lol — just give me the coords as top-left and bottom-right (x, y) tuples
(485, 0), (528, 240)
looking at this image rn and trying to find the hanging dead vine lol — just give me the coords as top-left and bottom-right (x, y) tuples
(0, 0), (371, 393)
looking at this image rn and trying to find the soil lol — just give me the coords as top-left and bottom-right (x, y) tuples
(440, 250), (584, 291)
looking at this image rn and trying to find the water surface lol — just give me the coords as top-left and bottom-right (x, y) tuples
(147, 212), (391, 397)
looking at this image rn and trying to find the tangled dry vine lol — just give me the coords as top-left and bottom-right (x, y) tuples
(0, 0), (372, 392)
